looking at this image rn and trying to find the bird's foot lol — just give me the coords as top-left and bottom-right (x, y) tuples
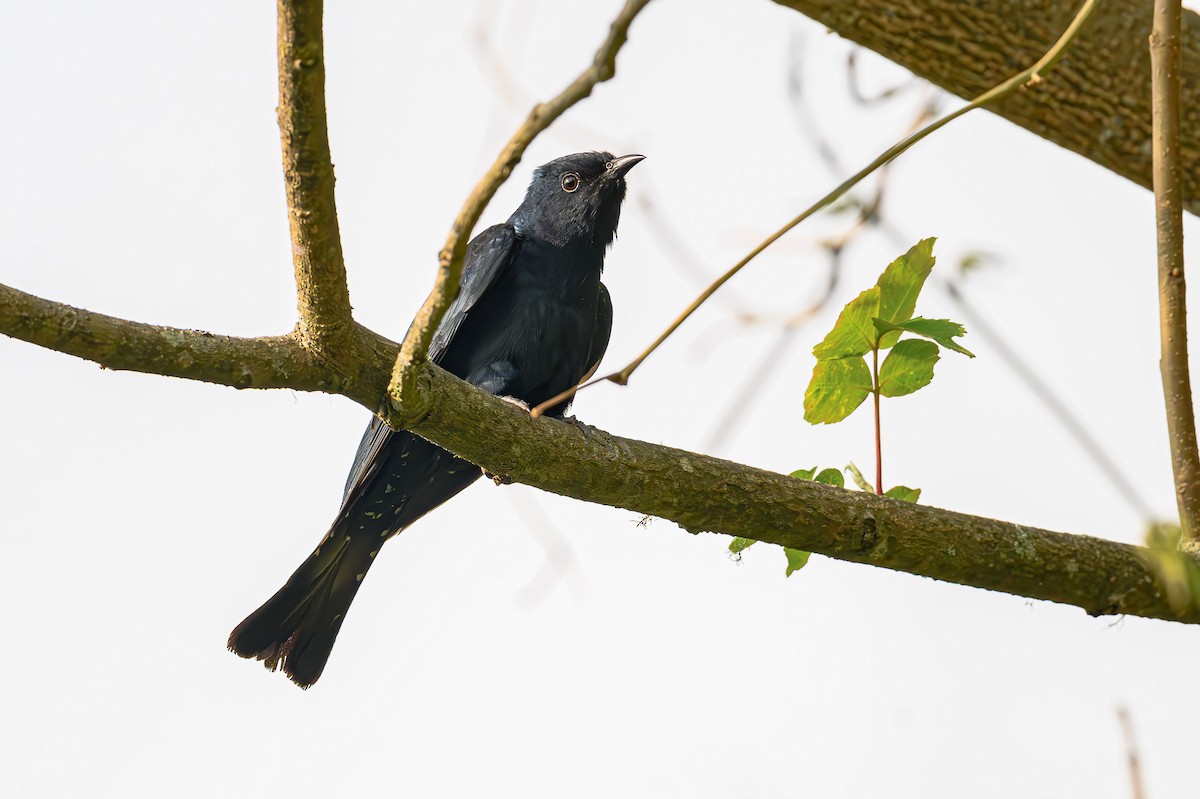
(559, 414), (596, 442)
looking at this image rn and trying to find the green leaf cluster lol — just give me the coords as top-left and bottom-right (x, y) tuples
(728, 465), (922, 576)
(803, 238), (972, 425)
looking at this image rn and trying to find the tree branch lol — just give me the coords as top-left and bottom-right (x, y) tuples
(774, 0), (1200, 217)
(2, 0), (1195, 634)
(277, 0), (354, 357)
(389, 361), (1200, 626)
(1151, 0), (1200, 545)
(0, 282), (398, 409)
(2, 275), (1194, 624)
(387, 0), (653, 416)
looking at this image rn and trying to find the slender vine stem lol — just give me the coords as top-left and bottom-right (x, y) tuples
(1151, 0), (1200, 545)
(530, 0), (1099, 418)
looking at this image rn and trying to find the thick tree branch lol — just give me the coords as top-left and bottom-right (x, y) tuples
(389, 362), (1200, 625)
(1, 277), (1194, 623)
(388, 0), (653, 407)
(0, 282), (398, 408)
(1151, 0), (1200, 544)
(3, 0), (1195, 634)
(774, 0), (1200, 216)
(277, 0), (354, 357)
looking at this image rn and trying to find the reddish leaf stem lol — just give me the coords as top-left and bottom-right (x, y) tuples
(873, 346), (883, 495)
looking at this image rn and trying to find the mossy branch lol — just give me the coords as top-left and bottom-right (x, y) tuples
(774, 0), (1200, 216)
(277, 0), (355, 359)
(1, 276), (1196, 624)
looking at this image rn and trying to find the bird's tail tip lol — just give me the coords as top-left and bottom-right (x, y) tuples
(228, 535), (370, 689)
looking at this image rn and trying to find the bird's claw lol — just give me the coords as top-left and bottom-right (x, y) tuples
(560, 414), (595, 442)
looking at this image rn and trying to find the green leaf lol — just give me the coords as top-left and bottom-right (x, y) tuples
(784, 548), (811, 577)
(845, 463), (873, 492)
(884, 485), (922, 503)
(803, 356), (873, 424)
(875, 238), (936, 348)
(878, 339), (939, 397)
(1142, 522), (1200, 614)
(812, 287), (881, 359)
(729, 536), (757, 554)
(813, 468), (845, 488)
(791, 467), (843, 487)
(879, 317), (975, 358)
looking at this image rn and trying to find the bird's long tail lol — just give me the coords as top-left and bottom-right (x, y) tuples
(227, 530), (378, 689)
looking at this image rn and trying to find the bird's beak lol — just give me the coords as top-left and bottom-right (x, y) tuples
(607, 154), (645, 178)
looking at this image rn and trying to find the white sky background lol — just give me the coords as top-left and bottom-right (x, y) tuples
(3, 0), (1199, 796)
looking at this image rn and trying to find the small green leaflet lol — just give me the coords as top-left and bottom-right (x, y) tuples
(785, 548), (811, 576)
(884, 485), (922, 503)
(790, 467), (817, 480)
(813, 468), (845, 488)
(875, 238), (936, 349)
(729, 536), (756, 554)
(812, 287), (881, 359)
(1143, 522), (1200, 614)
(874, 317), (975, 358)
(845, 463), (873, 492)
(803, 356), (872, 424)
(878, 339), (939, 397)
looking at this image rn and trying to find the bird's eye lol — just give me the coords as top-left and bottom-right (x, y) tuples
(561, 172), (580, 193)
(604, 160), (614, 170)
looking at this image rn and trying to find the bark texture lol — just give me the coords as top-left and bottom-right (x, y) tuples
(391, 363), (1200, 625)
(775, 0), (1200, 215)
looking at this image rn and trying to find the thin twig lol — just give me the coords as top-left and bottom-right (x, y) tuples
(1116, 707), (1147, 799)
(704, 247), (841, 450)
(388, 0), (653, 412)
(532, 0), (1099, 414)
(276, 0), (354, 354)
(1151, 0), (1200, 544)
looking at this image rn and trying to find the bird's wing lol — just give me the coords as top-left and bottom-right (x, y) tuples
(580, 282), (613, 384)
(338, 224), (520, 506)
(428, 223), (522, 363)
(341, 415), (392, 505)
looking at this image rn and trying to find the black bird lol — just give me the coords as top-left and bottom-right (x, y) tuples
(229, 151), (643, 687)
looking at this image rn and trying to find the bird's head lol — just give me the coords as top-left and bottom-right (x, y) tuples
(510, 151), (644, 250)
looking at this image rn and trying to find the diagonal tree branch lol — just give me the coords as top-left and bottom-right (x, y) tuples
(277, 0), (354, 357)
(3, 276), (1197, 625)
(387, 0), (654, 409)
(389, 361), (1200, 626)
(774, 0), (1200, 217)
